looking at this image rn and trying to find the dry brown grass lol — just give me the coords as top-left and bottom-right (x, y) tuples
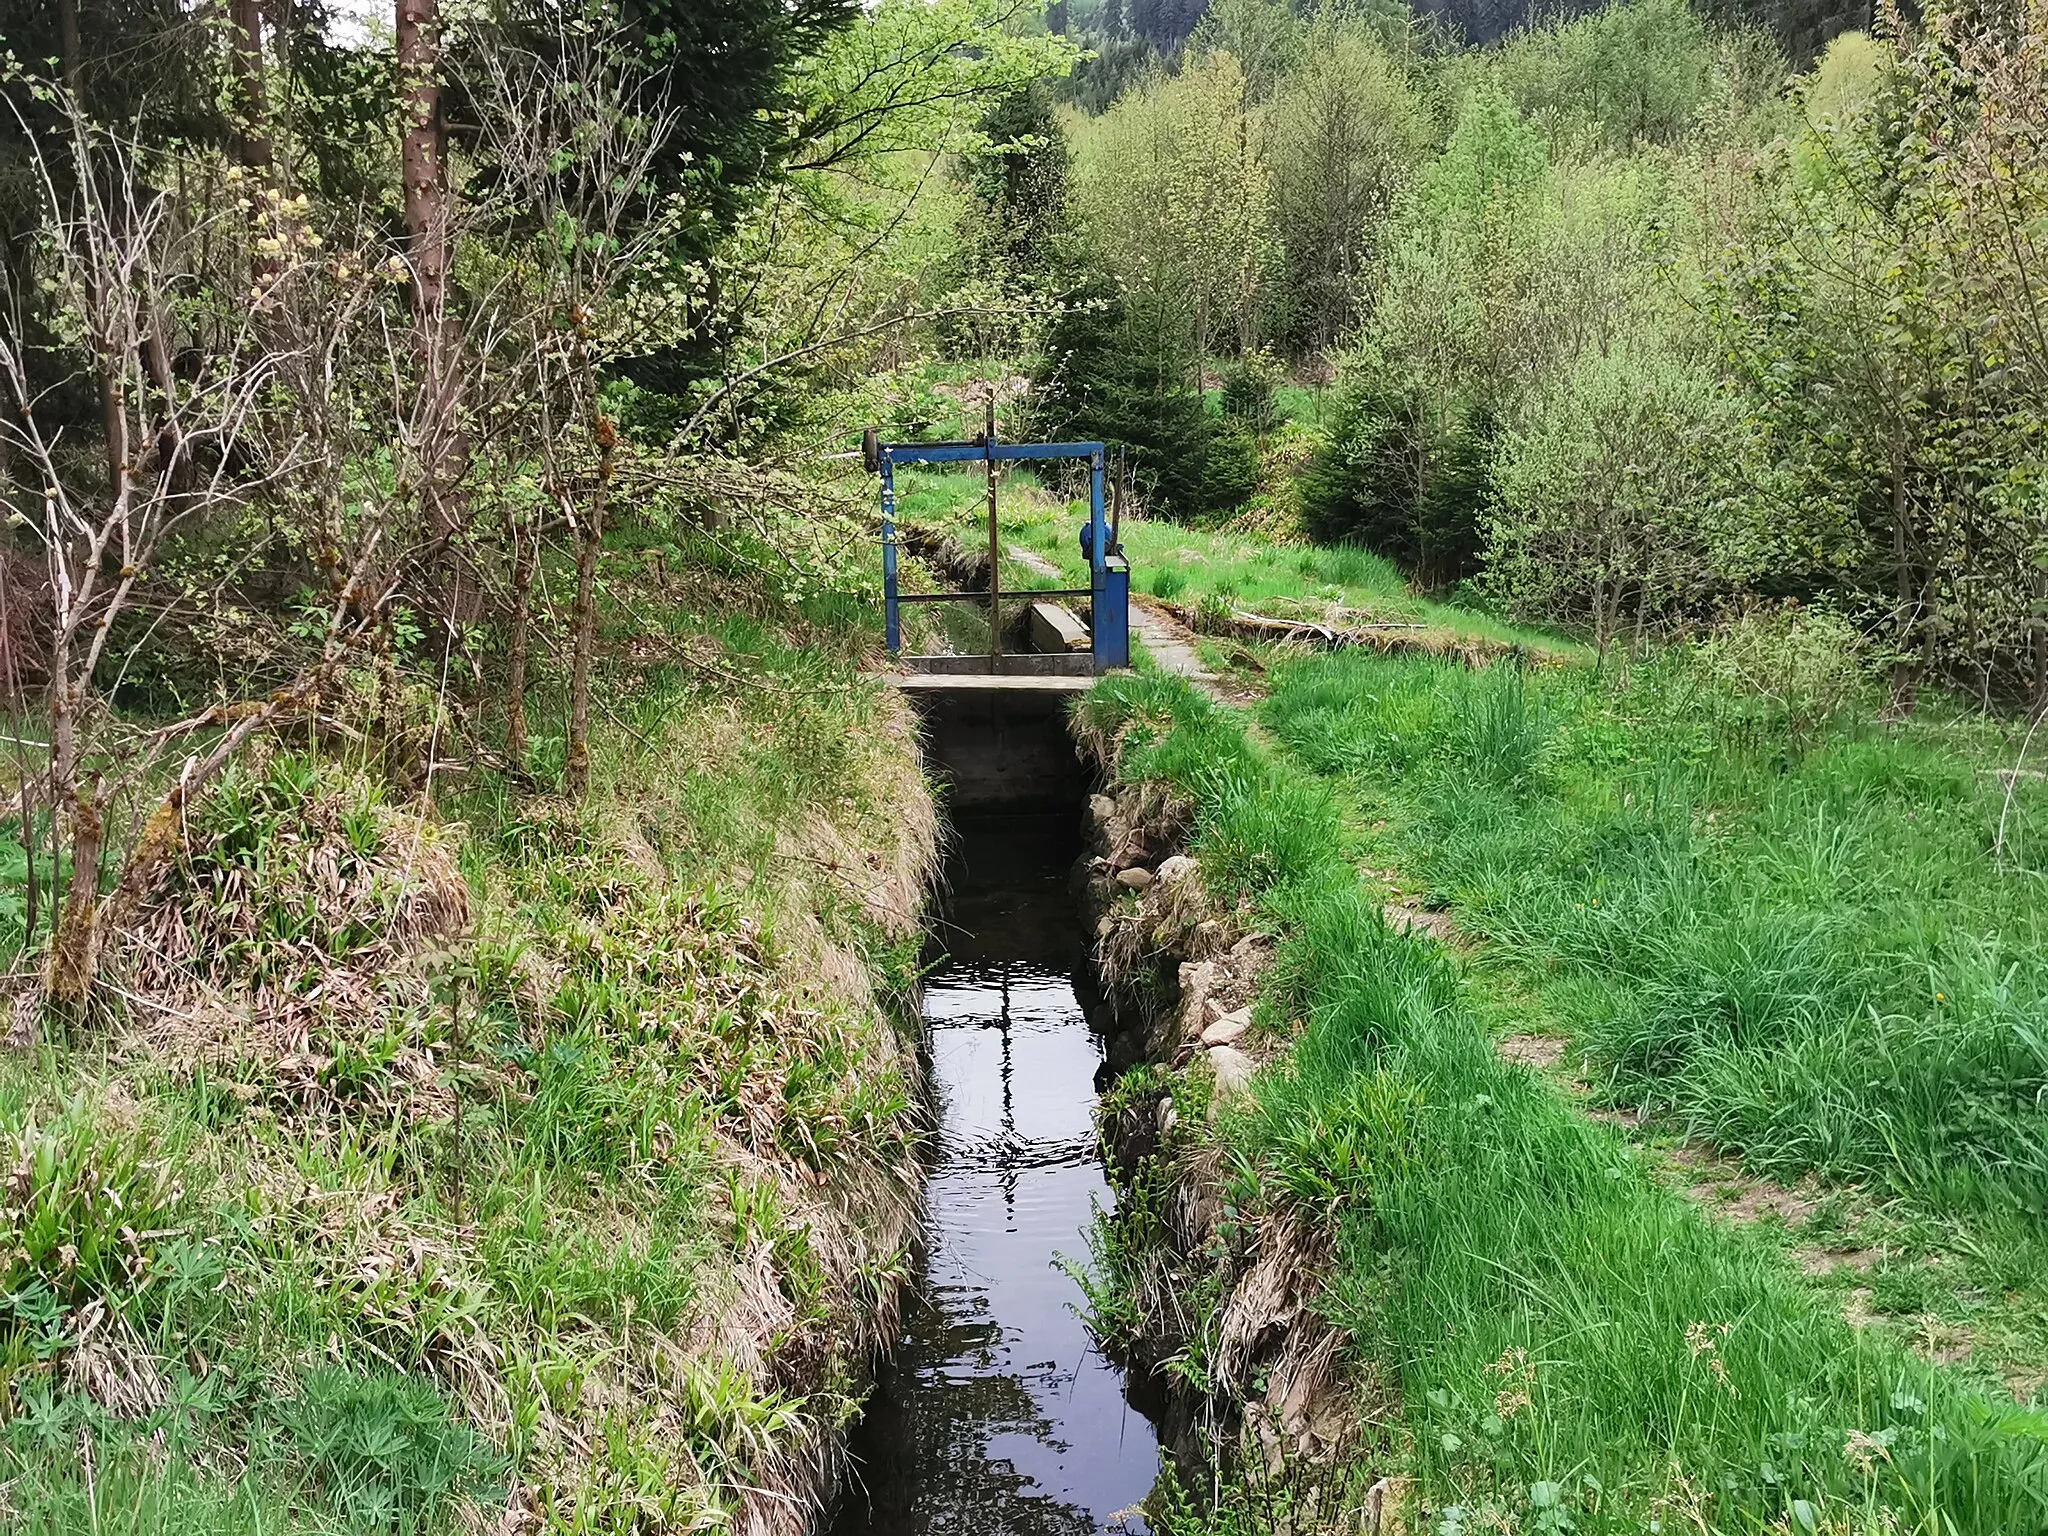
(104, 760), (470, 1126)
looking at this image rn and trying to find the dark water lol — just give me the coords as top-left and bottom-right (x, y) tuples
(829, 814), (1159, 1536)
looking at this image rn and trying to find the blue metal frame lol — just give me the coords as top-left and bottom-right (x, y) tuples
(876, 432), (1128, 673)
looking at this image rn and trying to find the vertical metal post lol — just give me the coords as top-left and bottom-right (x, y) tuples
(1089, 449), (1109, 673)
(985, 398), (1002, 667)
(881, 458), (900, 654)
(1088, 449), (1106, 576)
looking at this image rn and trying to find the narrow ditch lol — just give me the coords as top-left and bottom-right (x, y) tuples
(828, 697), (1162, 1535)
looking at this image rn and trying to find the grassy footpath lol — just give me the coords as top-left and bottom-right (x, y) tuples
(1260, 649), (2048, 1387)
(1075, 672), (2048, 1536)
(0, 578), (934, 1532)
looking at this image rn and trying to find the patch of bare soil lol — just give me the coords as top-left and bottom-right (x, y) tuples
(1663, 1141), (1822, 1228)
(1385, 902), (1458, 944)
(1495, 1032), (1568, 1071)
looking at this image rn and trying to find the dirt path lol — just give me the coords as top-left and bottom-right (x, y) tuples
(1129, 600), (1223, 692)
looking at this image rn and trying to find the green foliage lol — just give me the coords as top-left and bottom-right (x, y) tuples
(1189, 0), (1303, 101)
(1201, 418), (1263, 515)
(1473, 0), (1731, 147)
(1702, 0), (2048, 701)
(283, 1368), (503, 1530)
(1069, 50), (1273, 362)
(959, 80), (1073, 281)
(1036, 274), (1214, 517)
(1299, 385), (1495, 585)
(1692, 604), (1874, 740)
(1218, 348), (1283, 433)
(1484, 326), (1739, 649)
(1264, 18), (1432, 353)
(0, 1096), (182, 1331)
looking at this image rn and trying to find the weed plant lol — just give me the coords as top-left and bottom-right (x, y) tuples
(1078, 672), (2048, 1536)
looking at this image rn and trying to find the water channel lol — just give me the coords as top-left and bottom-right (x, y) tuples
(828, 811), (1160, 1536)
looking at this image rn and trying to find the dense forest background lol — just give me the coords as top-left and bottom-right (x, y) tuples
(1017, 0), (2048, 719)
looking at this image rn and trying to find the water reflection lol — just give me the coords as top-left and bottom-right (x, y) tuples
(830, 816), (1158, 1536)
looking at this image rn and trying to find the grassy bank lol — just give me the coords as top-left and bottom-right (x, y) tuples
(1075, 671), (2048, 1536)
(1260, 646), (2048, 1381)
(0, 579), (935, 1532)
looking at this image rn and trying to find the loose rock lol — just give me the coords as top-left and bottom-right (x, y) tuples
(1203, 1008), (1251, 1047)
(1156, 854), (1197, 886)
(1178, 960), (1216, 1035)
(1117, 866), (1155, 890)
(1209, 1044), (1255, 1102)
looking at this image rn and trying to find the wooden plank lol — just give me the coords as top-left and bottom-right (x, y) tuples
(894, 652), (1093, 677)
(885, 672), (1097, 694)
(1027, 600), (1091, 655)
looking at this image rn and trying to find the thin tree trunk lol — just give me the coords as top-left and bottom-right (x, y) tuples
(47, 284), (128, 1003)
(229, 0), (275, 180)
(504, 507), (534, 763)
(58, 0), (83, 95)
(16, 781), (35, 948)
(1886, 444), (1921, 716)
(0, 570), (36, 944)
(397, 0), (474, 629)
(45, 767), (99, 1011)
(565, 420), (615, 803)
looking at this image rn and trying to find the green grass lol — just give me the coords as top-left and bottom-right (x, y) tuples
(1273, 383), (1339, 431)
(1260, 651), (2048, 1234)
(1077, 672), (2048, 1536)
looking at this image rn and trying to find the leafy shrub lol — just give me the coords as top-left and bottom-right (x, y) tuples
(1219, 348), (1283, 433)
(1034, 272), (1211, 519)
(1299, 385), (1493, 585)
(0, 1097), (182, 1315)
(1693, 604), (1871, 742)
(282, 1367), (502, 1530)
